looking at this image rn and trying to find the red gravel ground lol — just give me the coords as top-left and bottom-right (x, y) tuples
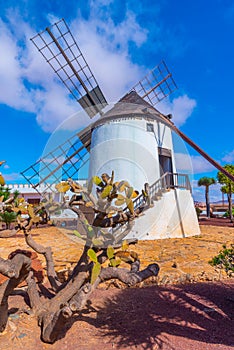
(199, 217), (234, 227)
(0, 279), (233, 350)
(1, 219), (234, 350)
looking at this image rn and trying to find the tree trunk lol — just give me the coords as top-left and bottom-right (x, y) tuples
(24, 232), (61, 292)
(0, 210), (161, 344)
(205, 186), (210, 218)
(0, 253), (31, 332)
(227, 191), (233, 222)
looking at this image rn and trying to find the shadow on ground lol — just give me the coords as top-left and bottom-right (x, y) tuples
(79, 280), (234, 349)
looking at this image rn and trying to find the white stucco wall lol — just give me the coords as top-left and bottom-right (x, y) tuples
(125, 188), (200, 240)
(89, 117), (175, 192)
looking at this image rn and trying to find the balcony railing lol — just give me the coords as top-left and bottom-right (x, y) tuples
(112, 172), (191, 243)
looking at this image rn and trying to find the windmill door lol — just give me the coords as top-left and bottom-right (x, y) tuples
(158, 147), (173, 186)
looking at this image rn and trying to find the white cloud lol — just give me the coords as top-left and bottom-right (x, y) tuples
(174, 152), (192, 172)
(4, 172), (24, 182)
(32, 84), (79, 132)
(160, 94), (197, 126)
(174, 153), (215, 174)
(0, 14), (78, 132)
(222, 150), (234, 163)
(192, 180), (222, 203)
(70, 9), (147, 102)
(0, 4), (196, 134)
(0, 8), (148, 132)
(190, 155), (216, 174)
(0, 19), (35, 112)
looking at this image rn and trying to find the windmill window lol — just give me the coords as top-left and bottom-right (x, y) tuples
(146, 123), (154, 132)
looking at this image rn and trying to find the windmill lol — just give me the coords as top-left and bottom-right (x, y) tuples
(21, 18), (234, 241)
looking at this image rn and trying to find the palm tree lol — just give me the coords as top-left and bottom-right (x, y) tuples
(217, 164), (234, 222)
(198, 177), (216, 218)
(13, 190), (20, 206)
(220, 185), (233, 220)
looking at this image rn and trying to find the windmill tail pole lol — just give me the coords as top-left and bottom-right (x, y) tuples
(169, 123), (234, 183)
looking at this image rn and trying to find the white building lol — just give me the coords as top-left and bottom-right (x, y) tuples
(89, 91), (200, 239)
(7, 180), (87, 204)
(8, 183), (41, 204)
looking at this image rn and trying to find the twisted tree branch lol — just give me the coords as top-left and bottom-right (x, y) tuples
(0, 253), (31, 332)
(24, 232), (61, 292)
(0, 257), (16, 278)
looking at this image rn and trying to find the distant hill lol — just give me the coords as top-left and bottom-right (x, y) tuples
(211, 200), (229, 204)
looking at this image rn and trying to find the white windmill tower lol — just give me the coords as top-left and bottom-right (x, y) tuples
(21, 19), (234, 243)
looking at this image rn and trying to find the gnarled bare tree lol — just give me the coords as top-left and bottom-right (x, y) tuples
(0, 176), (159, 344)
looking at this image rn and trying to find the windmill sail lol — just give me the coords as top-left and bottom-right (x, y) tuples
(130, 60), (177, 106)
(129, 61), (234, 182)
(21, 126), (92, 194)
(24, 16), (234, 198)
(22, 18), (109, 194)
(31, 18), (107, 118)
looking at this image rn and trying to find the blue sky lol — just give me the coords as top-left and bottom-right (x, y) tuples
(0, 0), (234, 202)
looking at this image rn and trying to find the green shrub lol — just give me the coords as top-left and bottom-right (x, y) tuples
(223, 208), (234, 218)
(0, 211), (17, 229)
(195, 207), (202, 218)
(0, 185), (11, 201)
(209, 244), (234, 276)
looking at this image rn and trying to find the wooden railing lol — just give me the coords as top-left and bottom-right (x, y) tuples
(149, 172), (191, 196)
(112, 172), (192, 243)
(128, 172), (191, 213)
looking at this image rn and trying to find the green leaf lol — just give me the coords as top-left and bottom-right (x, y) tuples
(116, 194), (125, 200)
(132, 190), (139, 199)
(121, 240), (129, 251)
(73, 230), (82, 238)
(109, 258), (121, 267)
(107, 246), (115, 260)
(115, 250), (133, 263)
(115, 194), (125, 206)
(117, 180), (130, 192)
(126, 186), (133, 198)
(92, 238), (103, 247)
(100, 185), (113, 199)
(87, 248), (98, 263)
(0, 174), (5, 186)
(55, 181), (70, 193)
(126, 198), (134, 214)
(130, 250), (139, 261)
(91, 262), (101, 284)
(115, 199), (125, 206)
(87, 225), (94, 232)
(93, 176), (104, 187)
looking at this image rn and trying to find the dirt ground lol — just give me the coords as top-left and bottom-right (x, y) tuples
(0, 218), (234, 349)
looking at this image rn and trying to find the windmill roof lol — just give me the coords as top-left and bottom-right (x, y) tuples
(77, 91), (174, 149)
(119, 90), (156, 107)
(92, 91), (168, 128)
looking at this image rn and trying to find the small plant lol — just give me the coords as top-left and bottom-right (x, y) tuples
(195, 207), (202, 218)
(209, 244), (234, 276)
(223, 208), (234, 218)
(0, 211), (17, 229)
(0, 185), (11, 201)
(87, 240), (139, 284)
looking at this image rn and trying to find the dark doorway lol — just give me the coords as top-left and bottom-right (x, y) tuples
(158, 148), (173, 187)
(159, 155), (172, 176)
(158, 148), (173, 176)
(27, 198), (41, 205)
